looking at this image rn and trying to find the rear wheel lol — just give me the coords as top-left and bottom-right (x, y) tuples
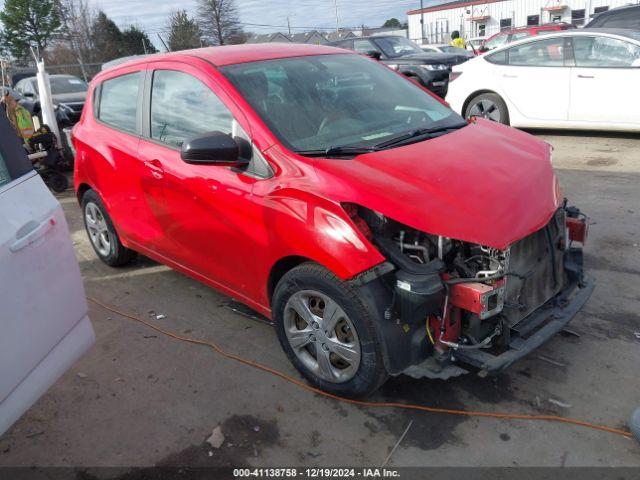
(273, 263), (388, 398)
(82, 189), (137, 267)
(465, 93), (510, 125)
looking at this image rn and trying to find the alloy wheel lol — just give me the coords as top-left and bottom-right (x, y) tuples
(468, 99), (502, 122)
(283, 290), (361, 383)
(85, 202), (111, 257)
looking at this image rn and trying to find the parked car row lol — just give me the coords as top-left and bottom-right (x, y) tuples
(328, 35), (465, 97)
(447, 29), (640, 131)
(476, 4), (640, 54)
(13, 74), (88, 127)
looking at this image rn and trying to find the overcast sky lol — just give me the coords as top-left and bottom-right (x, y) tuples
(86, 0), (439, 45)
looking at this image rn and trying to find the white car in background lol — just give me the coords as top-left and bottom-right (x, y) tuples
(466, 37), (485, 52)
(0, 113), (94, 435)
(446, 29), (640, 131)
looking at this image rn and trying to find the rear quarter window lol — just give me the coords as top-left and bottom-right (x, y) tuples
(97, 71), (141, 134)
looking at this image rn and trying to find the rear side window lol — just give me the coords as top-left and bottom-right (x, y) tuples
(573, 36), (640, 67)
(150, 70), (234, 147)
(98, 72), (140, 134)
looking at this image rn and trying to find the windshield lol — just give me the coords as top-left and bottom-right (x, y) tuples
(372, 37), (425, 57)
(222, 54), (463, 153)
(49, 76), (88, 95)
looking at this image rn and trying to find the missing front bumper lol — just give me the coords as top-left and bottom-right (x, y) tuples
(453, 278), (595, 376)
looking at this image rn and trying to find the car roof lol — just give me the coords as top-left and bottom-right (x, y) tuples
(19, 74), (83, 83)
(489, 27), (640, 51)
(597, 3), (640, 13)
(102, 43), (349, 74)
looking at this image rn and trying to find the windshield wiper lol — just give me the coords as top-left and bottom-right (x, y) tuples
(295, 145), (379, 157)
(374, 123), (467, 150)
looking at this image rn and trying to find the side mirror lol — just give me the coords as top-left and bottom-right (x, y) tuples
(364, 50), (382, 60)
(180, 131), (249, 165)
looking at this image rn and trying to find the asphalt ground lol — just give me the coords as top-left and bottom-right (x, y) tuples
(1, 130), (639, 468)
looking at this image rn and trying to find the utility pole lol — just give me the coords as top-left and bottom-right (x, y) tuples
(287, 16), (291, 35)
(420, 0), (425, 43)
(142, 38), (148, 55)
(333, 0), (339, 33)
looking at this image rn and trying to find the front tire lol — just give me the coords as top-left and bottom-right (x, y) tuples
(273, 263), (388, 398)
(465, 92), (510, 125)
(82, 189), (137, 267)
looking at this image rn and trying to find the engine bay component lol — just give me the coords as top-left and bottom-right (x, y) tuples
(449, 279), (506, 320)
(345, 203), (591, 377)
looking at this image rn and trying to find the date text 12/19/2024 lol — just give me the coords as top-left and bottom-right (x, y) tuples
(233, 468), (401, 478)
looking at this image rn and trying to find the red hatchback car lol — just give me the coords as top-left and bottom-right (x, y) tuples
(74, 44), (593, 397)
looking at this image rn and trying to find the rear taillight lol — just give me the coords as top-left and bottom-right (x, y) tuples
(449, 71), (462, 82)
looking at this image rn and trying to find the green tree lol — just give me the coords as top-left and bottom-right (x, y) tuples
(382, 18), (402, 28)
(91, 11), (123, 61)
(0, 0), (61, 60)
(167, 10), (202, 51)
(121, 26), (158, 56)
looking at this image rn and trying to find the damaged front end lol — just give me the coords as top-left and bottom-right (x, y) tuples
(345, 202), (594, 379)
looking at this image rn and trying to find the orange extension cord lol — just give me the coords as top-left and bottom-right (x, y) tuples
(88, 297), (633, 440)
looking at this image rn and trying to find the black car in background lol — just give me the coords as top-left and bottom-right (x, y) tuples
(13, 74), (88, 126)
(586, 4), (640, 29)
(328, 35), (461, 97)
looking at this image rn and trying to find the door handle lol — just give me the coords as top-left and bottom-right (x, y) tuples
(10, 217), (56, 253)
(502, 74), (518, 78)
(577, 74), (594, 79)
(144, 159), (164, 180)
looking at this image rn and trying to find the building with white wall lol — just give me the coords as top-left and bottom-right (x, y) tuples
(407, 0), (637, 44)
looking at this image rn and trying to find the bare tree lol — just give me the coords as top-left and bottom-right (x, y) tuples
(196, 0), (244, 46)
(56, 0), (96, 63)
(167, 10), (201, 52)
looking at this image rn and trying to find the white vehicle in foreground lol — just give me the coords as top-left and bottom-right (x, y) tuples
(0, 113), (94, 435)
(447, 29), (640, 131)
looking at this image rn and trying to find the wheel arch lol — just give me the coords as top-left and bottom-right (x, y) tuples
(462, 89), (505, 118)
(267, 255), (314, 306)
(76, 182), (92, 204)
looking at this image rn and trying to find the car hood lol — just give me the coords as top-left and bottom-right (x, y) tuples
(52, 92), (86, 104)
(392, 52), (460, 65)
(313, 119), (559, 249)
